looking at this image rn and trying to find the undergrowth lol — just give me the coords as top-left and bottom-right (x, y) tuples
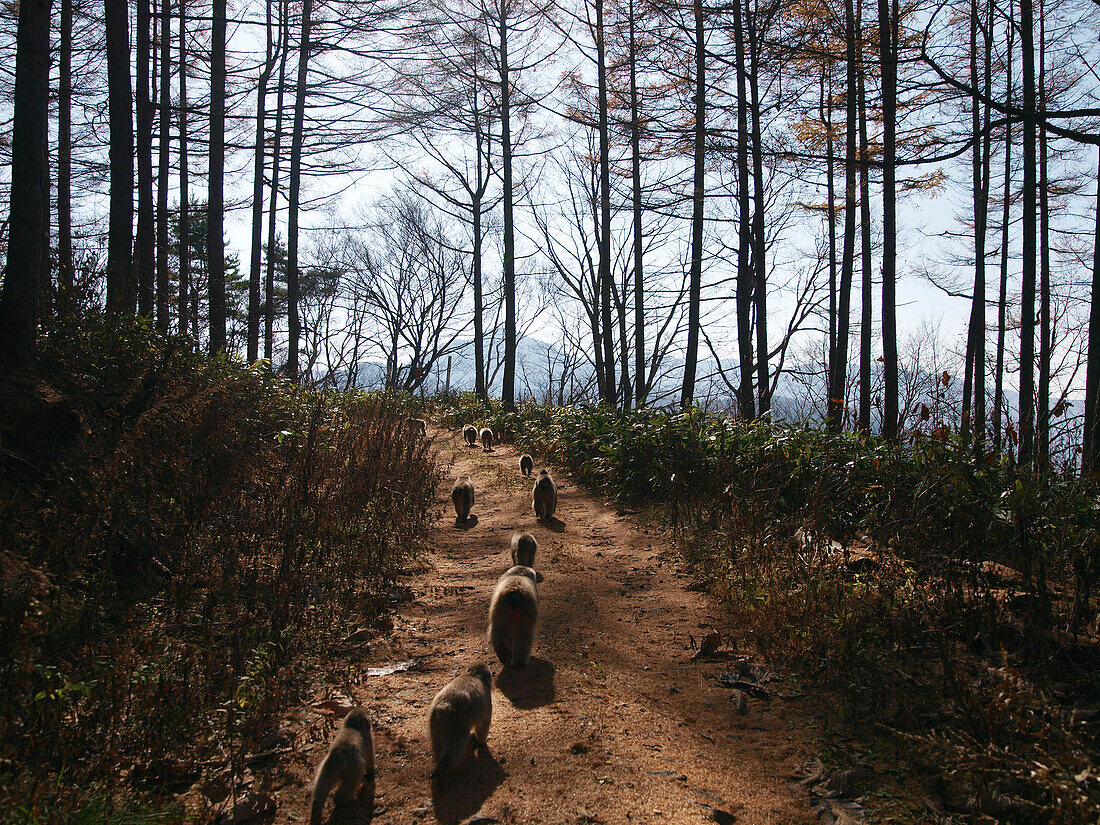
(0, 316), (439, 824)
(430, 393), (1100, 823)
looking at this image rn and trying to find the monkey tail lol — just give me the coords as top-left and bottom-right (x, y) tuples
(309, 754), (337, 825)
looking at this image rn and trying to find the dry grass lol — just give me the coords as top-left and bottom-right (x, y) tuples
(0, 316), (439, 824)
(432, 395), (1100, 824)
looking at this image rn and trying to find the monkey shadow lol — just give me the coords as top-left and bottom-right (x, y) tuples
(455, 515), (479, 529)
(430, 749), (505, 825)
(495, 657), (556, 709)
(537, 516), (566, 533)
(327, 775), (377, 824)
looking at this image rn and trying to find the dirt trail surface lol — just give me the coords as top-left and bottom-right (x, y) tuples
(280, 427), (818, 825)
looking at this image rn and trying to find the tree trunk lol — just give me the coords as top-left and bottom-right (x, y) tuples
(732, 0), (754, 418)
(596, 0), (615, 406)
(136, 0), (155, 318)
(473, 86), (487, 399)
(287, 0), (314, 379)
(630, 0), (645, 407)
(857, 2), (873, 433)
(156, 0), (171, 332)
(207, 0), (227, 354)
(58, 0), (73, 302)
(106, 0), (134, 312)
(993, 0), (1014, 456)
(1018, 0), (1037, 465)
(823, 67), (837, 397)
(962, 0), (988, 451)
(680, 0), (706, 409)
(828, 0), (857, 433)
(878, 0), (899, 440)
(500, 8), (517, 410)
(248, 0), (278, 363)
(265, 0), (288, 365)
(178, 0), (189, 337)
(747, 0), (769, 416)
(1036, 0), (1050, 469)
(0, 0), (52, 372)
(1083, 148), (1100, 474)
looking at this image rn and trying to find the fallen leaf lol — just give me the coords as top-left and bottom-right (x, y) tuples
(366, 659), (419, 677)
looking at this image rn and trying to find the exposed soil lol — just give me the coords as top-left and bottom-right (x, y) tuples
(274, 426), (819, 825)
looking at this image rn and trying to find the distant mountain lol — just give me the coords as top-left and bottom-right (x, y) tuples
(334, 338), (1080, 445)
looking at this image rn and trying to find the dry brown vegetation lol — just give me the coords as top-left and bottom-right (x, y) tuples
(434, 393), (1100, 824)
(0, 317), (438, 824)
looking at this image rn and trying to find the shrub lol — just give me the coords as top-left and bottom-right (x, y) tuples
(0, 315), (439, 822)
(430, 396), (1100, 822)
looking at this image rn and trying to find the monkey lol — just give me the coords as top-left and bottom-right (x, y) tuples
(519, 454), (534, 477)
(532, 469), (557, 521)
(310, 707), (374, 825)
(463, 424), (478, 447)
(451, 476), (474, 523)
(488, 565), (539, 668)
(510, 531), (537, 568)
(407, 417), (428, 437)
(480, 427), (494, 452)
(428, 663), (493, 777)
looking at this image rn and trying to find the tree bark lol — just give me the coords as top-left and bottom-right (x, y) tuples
(57, 0), (73, 302)
(1018, 0), (1037, 465)
(596, 0), (616, 405)
(136, 0), (155, 317)
(1036, 0), (1050, 468)
(629, 0), (645, 407)
(178, 0), (190, 337)
(828, 0), (857, 432)
(248, 0), (278, 363)
(878, 0), (899, 440)
(473, 87), (487, 399)
(732, 0), (754, 418)
(0, 0), (52, 372)
(962, 0), (989, 451)
(993, 0), (1014, 456)
(500, 4), (517, 410)
(106, 0), (134, 313)
(747, 0), (769, 416)
(857, 4), (872, 433)
(156, 0), (171, 332)
(287, 0), (314, 379)
(265, 0), (289, 365)
(207, 0), (227, 354)
(680, 0), (706, 409)
(1083, 148), (1100, 474)
(857, 0), (872, 432)
(823, 67), (837, 400)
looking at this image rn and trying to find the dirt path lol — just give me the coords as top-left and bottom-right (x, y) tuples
(282, 426), (818, 825)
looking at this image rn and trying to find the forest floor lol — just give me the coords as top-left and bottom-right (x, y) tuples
(270, 425), (823, 825)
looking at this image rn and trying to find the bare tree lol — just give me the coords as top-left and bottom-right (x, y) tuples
(320, 193), (471, 392)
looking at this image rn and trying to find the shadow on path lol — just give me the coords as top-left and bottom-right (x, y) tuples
(495, 657), (556, 709)
(326, 776), (376, 824)
(537, 516), (566, 533)
(431, 749), (506, 825)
